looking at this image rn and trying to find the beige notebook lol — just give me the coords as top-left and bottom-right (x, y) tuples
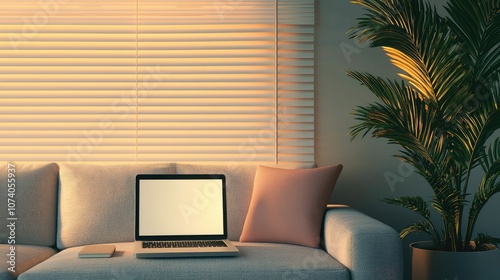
(78, 245), (115, 258)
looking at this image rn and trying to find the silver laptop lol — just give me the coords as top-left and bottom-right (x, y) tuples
(134, 174), (239, 258)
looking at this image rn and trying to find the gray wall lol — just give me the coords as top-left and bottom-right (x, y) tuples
(315, 0), (500, 278)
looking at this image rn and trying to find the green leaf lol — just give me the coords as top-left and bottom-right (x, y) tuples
(400, 221), (431, 239)
(466, 161), (500, 243)
(383, 196), (430, 219)
(480, 137), (500, 171)
(446, 0), (500, 80)
(475, 233), (500, 250)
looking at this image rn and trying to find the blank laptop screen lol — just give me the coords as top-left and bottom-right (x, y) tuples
(138, 178), (224, 237)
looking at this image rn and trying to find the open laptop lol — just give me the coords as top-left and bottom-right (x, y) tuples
(134, 174), (239, 258)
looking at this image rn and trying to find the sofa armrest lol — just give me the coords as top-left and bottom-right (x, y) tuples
(321, 205), (403, 280)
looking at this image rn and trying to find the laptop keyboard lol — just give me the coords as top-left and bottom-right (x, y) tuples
(142, 240), (228, 249)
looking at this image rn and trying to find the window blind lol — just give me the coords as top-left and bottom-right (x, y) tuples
(0, 0), (138, 162)
(0, 0), (314, 164)
(277, 0), (315, 162)
(136, 0), (276, 162)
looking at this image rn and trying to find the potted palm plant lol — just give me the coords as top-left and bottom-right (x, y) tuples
(347, 0), (500, 278)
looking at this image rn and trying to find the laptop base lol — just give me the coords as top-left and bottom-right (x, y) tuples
(133, 240), (239, 258)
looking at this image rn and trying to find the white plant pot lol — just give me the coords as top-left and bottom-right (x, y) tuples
(411, 241), (500, 280)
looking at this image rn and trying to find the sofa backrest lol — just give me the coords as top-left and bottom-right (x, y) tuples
(0, 162), (59, 247)
(1, 162), (316, 249)
(57, 163), (175, 249)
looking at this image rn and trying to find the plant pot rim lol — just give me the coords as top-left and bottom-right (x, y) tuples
(410, 241), (499, 253)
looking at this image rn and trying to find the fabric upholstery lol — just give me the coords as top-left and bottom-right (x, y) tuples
(322, 205), (403, 280)
(240, 165), (343, 247)
(176, 162), (316, 241)
(0, 245), (57, 280)
(3, 162), (404, 280)
(18, 242), (349, 280)
(0, 163), (59, 247)
(57, 163), (175, 249)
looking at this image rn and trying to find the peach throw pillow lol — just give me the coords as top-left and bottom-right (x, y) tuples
(240, 164), (343, 247)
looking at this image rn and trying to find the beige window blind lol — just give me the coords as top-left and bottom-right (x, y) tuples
(0, 0), (138, 162)
(0, 0), (314, 164)
(277, 0), (314, 162)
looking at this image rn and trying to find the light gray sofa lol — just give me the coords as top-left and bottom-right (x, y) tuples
(0, 162), (403, 280)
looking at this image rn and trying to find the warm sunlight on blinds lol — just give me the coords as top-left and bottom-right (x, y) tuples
(0, 0), (138, 162)
(137, 0), (276, 162)
(0, 0), (314, 163)
(277, 0), (314, 162)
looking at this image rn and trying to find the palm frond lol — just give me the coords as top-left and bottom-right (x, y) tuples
(431, 187), (467, 251)
(400, 221), (431, 239)
(383, 197), (444, 248)
(349, 0), (413, 44)
(445, 0), (500, 80)
(346, 71), (413, 111)
(465, 161), (500, 244)
(475, 233), (500, 250)
(348, 71), (454, 188)
(349, 0), (473, 115)
(480, 138), (500, 170)
(383, 196), (430, 218)
(400, 221), (442, 247)
(449, 108), (500, 168)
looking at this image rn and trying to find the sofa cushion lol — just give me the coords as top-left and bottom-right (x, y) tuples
(0, 244), (57, 280)
(240, 165), (343, 248)
(57, 163), (175, 249)
(17, 242), (348, 280)
(0, 163), (59, 247)
(176, 163), (316, 241)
